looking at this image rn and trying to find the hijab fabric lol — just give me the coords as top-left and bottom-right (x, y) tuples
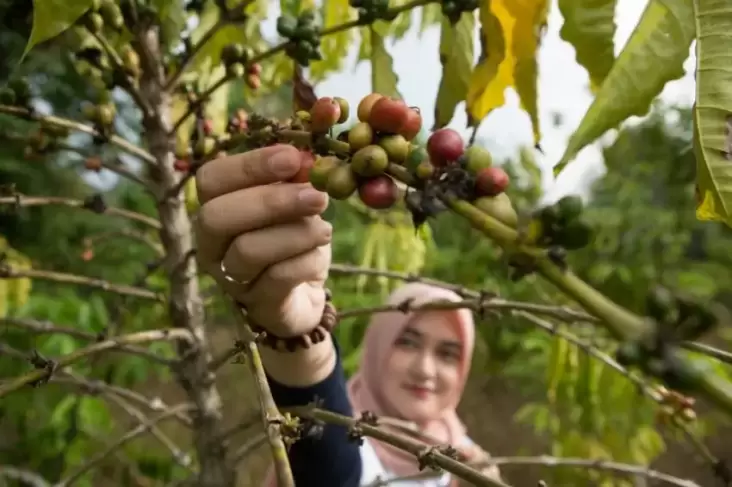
(264, 282), (476, 486)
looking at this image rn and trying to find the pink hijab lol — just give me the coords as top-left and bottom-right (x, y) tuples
(264, 282), (476, 486)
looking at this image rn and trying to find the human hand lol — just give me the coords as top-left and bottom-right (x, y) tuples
(194, 144), (333, 337)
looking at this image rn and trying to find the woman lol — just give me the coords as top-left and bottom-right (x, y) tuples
(194, 145), (502, 486)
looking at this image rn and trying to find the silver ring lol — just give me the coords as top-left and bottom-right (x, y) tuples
(220, 260), (251, 286)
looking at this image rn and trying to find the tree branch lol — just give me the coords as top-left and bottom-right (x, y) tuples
(0, 466), (50, 487)
(85, 228), (164, 257)
(0, 329), (193, 398)
(0, 266), (162, 301)
(0, 194), (161, 230)
(55, 403), (195, 487)
(286, 406), (510, 487)
(0, 317), (174, 365)
(0, 105), (157, 165)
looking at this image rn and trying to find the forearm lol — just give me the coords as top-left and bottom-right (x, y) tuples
(260, 337), (337, 387)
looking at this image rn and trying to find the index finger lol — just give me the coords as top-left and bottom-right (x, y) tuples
(196, 144), (303, 204)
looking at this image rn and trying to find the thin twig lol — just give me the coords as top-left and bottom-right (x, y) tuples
(0, 267), (162, 301)
(0, 466), (50, 487)
(0, 194), (161, 229)
(230, 431), (267, 465)
(0, 105), (156, 165)
(0, 317), (174, 365)
(0, 329), (194, 398)
(472, 455), (700, 487)
(55, 403), (195, 487)
(85, 228), (164, 257)
(226, 298), (294, 487)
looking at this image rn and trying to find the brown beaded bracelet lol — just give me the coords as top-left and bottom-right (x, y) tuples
(243, 289), (338, 353)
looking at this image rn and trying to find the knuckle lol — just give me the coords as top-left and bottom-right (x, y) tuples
(197, 203), (224, 238)
(263, 185), (297, 215)
(232, 235), (258, 265)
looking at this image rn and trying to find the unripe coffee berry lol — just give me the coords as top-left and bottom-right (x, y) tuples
(358, 175), (398, 209)
(464, 145), (493, 175)
(348, 122), (374, 152)
(357, 93), (383, 122)
(326, 164), (358, 200)
(334, 96), (350, 124)
(310, 97), (342, 133)
(378, 134), (409, 164)
(427, 128), (464, 166)
(351, 145), (389, 176)
(309, 155), (341, 191)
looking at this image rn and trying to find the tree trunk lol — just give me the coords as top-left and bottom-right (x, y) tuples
(135, 27), (234, 487)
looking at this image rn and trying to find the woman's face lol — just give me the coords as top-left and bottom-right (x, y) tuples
(381, 312), (464, 424)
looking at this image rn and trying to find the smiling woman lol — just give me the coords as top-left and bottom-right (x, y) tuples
(264, 282), (504, 487)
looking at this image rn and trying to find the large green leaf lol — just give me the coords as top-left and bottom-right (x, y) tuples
(692, 0), (732, 227)
(368, 26), (401, 99)
(557, 0), (618, 93)
(21, 0), (94, 62)
(433, 13), (475, 130)
(553, 0), (694, 176)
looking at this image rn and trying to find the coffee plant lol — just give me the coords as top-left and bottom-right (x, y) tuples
(0, 0), (731, 486)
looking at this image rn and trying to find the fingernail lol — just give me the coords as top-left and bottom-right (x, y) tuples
(270, 151), (296, 176)
(298, 187), (325, 207)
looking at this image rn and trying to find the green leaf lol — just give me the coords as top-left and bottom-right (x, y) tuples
(692, 0), (732, 227)
(419, 3), (443, 34)
(433, 13), (475, 130)
(310, 0), (355, 82)
(558, 0), (618, 93)
(21, 0), (94, 62)
(553, 0), (695, 176)
(369, 26), (401, 99)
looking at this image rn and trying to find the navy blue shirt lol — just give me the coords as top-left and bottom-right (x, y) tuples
(267, 340), (362, 487)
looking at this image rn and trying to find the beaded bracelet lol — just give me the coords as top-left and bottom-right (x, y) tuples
(244, 288), (338, 353)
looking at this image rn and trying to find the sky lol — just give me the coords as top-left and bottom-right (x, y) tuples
(82, 0), (697, 198)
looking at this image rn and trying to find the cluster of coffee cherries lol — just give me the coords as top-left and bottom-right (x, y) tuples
(349, 0), (395, 23)
(525, 195), (592, 251)
(220, 44), (262, 90)
(277, 11), (323, 67)
(284, 93), (513, 214)
(0, 77), (32, 107)
(654, 385), (696, 425)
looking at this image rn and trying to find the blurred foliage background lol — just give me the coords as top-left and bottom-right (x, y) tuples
(1, 0), (731, 486)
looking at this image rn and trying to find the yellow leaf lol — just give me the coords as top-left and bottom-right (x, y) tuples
(433, 13), (476, 130)
(467, 0), (547, 144)
(558, 0), (618, 93)
(310, 0), (355, 82)
(692, 0), (732, 227)
(553, 0), (694, 176)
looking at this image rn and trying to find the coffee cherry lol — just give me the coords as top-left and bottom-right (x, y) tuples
(475, 166), (509, 196)
(202, 118), (214, 136)
(427, 128), (464, 166)
(246, 74), (261, 90)
(326, 164), (358, 200)
(348, 122), (374, 151)
(378, 134), (409, 164)
(334, 97), (350, 124)
(398, 108), (422, 141)
(369, 97), (409, 134)
(289, 150), (316, 183)
(310, 97), (342, 133)
(464, 145), (492, 175)
(309, 155), (341, 191)
(474, 193), (517, 228)
(97, 104), (115, 126)
(228, 62), (245, 78)
(554, 219), (593, 250)
(121, 45), (141, 79)
(351, 145), (389, 176)
(247, 63), (262, 76)
(174, 158), (191, 172)
(415, 161), (435, 180)
(84, 12), (104, 34)
(358, 175), (398, 209)
(84, 156), (103, 172)
(193, 136), (216, 158)
(556, 195), (583, 223)
(357, 93), (383, 122)
(405, 146), (428, 171)
(221, 43), (245, 65)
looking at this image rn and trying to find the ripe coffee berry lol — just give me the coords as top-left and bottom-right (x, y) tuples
(310, 97), (342, 133)
(427, 128), (464, 166)
(398, 108), (422, 141)
(358, 175), (398, 209)
(174, 158), (191, 172)
(357, 93), (383, 122)
(475, 167), (510, 196)
(369, 97), (409, 134)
